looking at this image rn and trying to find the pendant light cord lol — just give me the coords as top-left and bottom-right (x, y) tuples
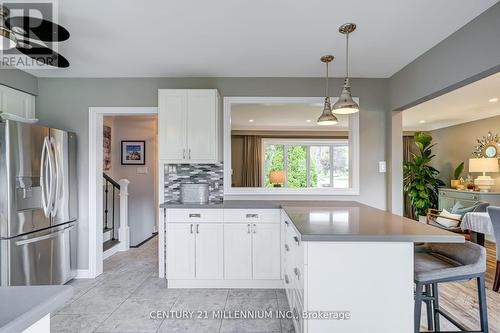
(345, 32), (349, 79)
(325, 61), (329, 98)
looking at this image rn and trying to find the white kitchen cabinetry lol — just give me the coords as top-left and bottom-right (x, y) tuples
(195, 223), (224, 279)
(165, 208), (282, 288)
(224, 223), (252, 279)
(252, 223), (281, 279)
(166, 223), (195, 279)
(0, 84), (35, 119)
(158, 89), (220, 163)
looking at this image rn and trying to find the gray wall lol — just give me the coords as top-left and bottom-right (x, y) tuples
(429, 116), (500, 191)
(35, 77), (389, 270)
(0, 68), (38, 95)
(389, 2), (500, 111)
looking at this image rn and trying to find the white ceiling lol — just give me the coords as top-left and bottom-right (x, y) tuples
(22, 0), (497, 78)
(403, 72), (500, 131)
(231, 103), (349, 131)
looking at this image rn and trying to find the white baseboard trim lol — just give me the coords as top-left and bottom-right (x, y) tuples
(103, 245), (119, 260)
(167, 279), (284, 289)
(75, 269), (93, 279)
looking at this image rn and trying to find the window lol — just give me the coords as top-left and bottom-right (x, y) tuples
(262, 139), (349, 189)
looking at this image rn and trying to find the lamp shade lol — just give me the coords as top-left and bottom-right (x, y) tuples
(269, 170), (285, 184)
(469, 158), (499, 173)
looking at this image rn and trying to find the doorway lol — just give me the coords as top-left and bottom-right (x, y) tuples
(88, 107), (158, 278)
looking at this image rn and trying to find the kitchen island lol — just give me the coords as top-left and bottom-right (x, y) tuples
(159, 200), (463, 333)
(0, 285), (73, 333)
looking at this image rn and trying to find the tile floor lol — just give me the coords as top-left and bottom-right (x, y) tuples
(51, 236), (294, 333)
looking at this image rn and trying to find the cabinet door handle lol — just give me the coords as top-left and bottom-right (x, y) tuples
(190, 224), (193, 234)
(196, 224), (199, 234)
(284, 244), (290, 252)
(188, 149), (191, 159)
(293, 236), (300, 246)
(284, 220), (289, 226)
(247, 223), (251, 234)
(183, 148), (186, 159)
(294, 267), (301, 280)
(253, 223), (256, 233)
(246, 213), (259, 218)
(189, 213), (201, 218)
(284, 274), (290, 284)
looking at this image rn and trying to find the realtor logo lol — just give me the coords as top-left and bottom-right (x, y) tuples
(0, 0), (70, 68)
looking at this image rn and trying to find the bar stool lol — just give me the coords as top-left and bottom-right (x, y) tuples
(486, 206), (500, 292)
(414, 241), (488, 333)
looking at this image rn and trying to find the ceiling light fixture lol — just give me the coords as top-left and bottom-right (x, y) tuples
(317, 55), (338, 126)
(0, 7), (16, 50)
(248, 119), (254, 123)
(489, 98), (499, 103)
(419, 120), (426, 124)
(306, 119), (312, 123)
(333, 23), (359, 114)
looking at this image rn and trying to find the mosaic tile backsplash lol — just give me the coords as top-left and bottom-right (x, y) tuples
(164, 163), (224, 203)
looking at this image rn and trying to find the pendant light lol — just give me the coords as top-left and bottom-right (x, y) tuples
(333, 23), (359, 114)
(317, 55), (338, 126)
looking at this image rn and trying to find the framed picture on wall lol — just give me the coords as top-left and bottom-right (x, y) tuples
(121, 140), (146, 165)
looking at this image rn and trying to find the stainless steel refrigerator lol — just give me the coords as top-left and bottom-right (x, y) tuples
(0, 119), (77, 286)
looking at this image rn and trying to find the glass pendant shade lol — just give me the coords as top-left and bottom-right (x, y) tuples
(317, 97), (338, 125)
(333, 78), (359, 114)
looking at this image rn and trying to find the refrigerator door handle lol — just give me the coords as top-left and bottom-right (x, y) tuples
(49, 137), (60, 217)
(14, 224), (74, 246)
(40, 137), (50, 217)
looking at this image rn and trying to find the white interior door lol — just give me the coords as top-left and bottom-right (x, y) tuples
(158, 90), (187, 161)
(252, 223), (281, 279)
(186, 90), (217, 161)
(166, 223), (195, 279)
(224, 224), (252, 279)
(195, 223), (223, 279)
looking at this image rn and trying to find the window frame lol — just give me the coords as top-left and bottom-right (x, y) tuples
(261, 138), (350, 189)
(223, 96), (360, 196)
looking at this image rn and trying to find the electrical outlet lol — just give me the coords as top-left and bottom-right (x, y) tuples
(378, 161), (386, 173)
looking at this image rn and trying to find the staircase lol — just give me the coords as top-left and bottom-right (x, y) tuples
(103, 173), (130, 258)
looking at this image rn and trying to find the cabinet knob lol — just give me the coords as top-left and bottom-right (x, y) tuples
(190, 224), (193, 234)
(284, 244), (290, 252)
(284, 220), (289, 226)
(183, 148), (186, 159)
(246, 213), (259, 218)
(253, 223), (256, 233)
(294, 267), (301, 280)
(188, 149), (191, 159)
(247, 223), (251, 234)
(293, 236), (300, 246)
(284, 274), (290, 284)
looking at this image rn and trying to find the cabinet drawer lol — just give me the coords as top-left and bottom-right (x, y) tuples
(224, 209), (280, 223)
(166, 209), (223, 223)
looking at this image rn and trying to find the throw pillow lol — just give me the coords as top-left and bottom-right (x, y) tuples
(435, 209), (462, 228)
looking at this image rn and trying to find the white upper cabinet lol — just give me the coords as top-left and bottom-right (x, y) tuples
(158, 89), (220, 163)
(0, 85), (36, 119)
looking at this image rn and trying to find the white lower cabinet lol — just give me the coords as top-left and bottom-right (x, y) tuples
(252, 223), (281, 279)
(166, 223), (195, 279)
(195, 223), (224, 279)
(166, 223), (223, 280)
(224, 224), (252, 279)
(224, 222), (281, 280)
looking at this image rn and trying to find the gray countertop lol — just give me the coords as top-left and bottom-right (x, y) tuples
(0, 285), (73, 333)
(160, 200), (464, 243)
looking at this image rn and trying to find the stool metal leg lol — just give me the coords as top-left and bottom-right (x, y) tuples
(477, 275), (489, 333)
(414, 282), (424, 333)
(424, 284), (434, 331)
(432, 283), (440, 331)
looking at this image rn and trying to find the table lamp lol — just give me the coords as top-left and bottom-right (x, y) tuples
(469, 158), (499, 192)
(269, 170), (285, 187)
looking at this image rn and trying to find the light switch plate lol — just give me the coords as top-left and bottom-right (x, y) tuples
(378, 161), (387, 173)
(137, 166), (149, 174)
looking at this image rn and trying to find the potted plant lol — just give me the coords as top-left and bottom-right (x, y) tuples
(403, 132), (445, 222)
(450, 162), (464, 189)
